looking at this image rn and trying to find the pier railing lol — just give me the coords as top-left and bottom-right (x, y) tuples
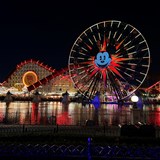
(0, 124), (159, 138)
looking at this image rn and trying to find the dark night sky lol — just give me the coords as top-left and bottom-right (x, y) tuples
(0, 1), (159, 86)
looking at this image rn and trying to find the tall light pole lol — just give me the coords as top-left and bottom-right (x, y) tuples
(131, 95), (139, 108)
(131, 95), (141, 124)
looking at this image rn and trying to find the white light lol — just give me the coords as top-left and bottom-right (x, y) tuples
(131, 95), (139, 102)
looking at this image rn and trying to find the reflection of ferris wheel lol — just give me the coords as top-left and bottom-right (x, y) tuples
(68, 20), (150, 101)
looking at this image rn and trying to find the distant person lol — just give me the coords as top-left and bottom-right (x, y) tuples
(4, 91), (13, 108)
(62, 91), (70, 104)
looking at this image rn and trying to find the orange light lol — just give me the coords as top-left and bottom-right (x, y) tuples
(22, 71), (38, 87)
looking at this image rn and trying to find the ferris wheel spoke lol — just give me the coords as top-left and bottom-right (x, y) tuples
(88, 80), (99, 99)
(115, 27), (142, 54)
(108, 73), (125, 99)
(117, 24), (128, 42)
(82, 75), (99, 99)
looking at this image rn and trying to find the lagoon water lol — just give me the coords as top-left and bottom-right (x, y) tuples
(0, 101), (160, 126)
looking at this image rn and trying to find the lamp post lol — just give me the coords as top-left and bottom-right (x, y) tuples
(131, 95), (139, 108)
(131, 95), (141, 124)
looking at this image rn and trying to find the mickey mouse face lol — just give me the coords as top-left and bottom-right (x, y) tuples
(95, 52), (111, 68)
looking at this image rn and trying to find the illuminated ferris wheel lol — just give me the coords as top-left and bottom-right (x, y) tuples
(68, 20), (150, 101)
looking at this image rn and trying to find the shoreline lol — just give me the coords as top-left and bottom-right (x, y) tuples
(0, 95), (159, 105)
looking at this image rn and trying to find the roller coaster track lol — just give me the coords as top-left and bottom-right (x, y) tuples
(27, 67), (69, 92)
(145, 81), (160, 92)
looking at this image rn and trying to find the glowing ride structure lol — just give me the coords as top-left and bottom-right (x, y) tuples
(68, 20), (150, 103)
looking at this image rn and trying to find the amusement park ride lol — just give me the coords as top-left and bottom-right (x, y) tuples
(145, 81), (160, 94)
(26, 20), (151, 104)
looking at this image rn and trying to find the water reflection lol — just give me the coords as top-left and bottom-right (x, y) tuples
(0, 101), (160, 126)
(56, 103), (71, 125)
(31, 103), (39, 124)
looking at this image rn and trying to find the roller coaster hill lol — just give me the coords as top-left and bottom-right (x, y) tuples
(0, 59), (76, 101)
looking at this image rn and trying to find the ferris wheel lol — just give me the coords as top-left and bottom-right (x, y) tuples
(68, 20), (150, 102)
